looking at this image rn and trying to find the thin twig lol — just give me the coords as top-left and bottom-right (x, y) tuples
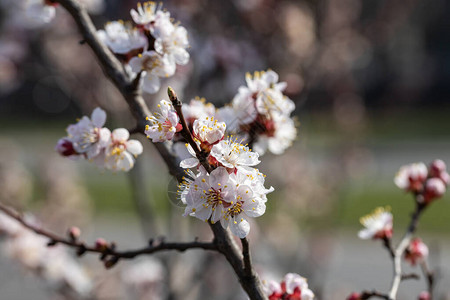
(388, 202), (425, 300)
(241, 238), (253, 276)
(167, 87), (213, 173)
(0, 202), (215, 262)
(420, 260), (434, 298)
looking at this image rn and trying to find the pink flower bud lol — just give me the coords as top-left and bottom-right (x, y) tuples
(418, 291), (430, 300)
(55, 138), (77, 157)
(404, 238), (429, 265)
(95, 238), (108, 251)
(423, 178), (446, 203)
(68, 226), (81, 240)
(347, 292), (362, 300)
(429, 159), (446, 176)
(394, 163), (427, 192)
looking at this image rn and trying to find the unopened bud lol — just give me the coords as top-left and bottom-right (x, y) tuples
(418, 291), (430, 300)
(68, 226), (81, 241)
(423, 178), (446, 203)
(95, 238), (108, 251)
(429, 159), (446, 176)
(404, 238), (429, 265)
(347, 293), (361, 300)
(55, 138), (77, 157)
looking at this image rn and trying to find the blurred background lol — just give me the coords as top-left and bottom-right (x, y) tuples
(0, 0), (450, 299)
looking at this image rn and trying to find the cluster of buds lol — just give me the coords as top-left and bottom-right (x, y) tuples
(0, 212), (92, 297)
(395, 160), (449, 204)
(263, 273), (315, 300)
(56, 107), (143, 172)
(217, 70), (297, 155)
(97, 2), (189, 94)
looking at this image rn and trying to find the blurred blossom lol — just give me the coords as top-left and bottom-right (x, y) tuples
(358, 207), (393, 240)
(122, 258), (166, 300)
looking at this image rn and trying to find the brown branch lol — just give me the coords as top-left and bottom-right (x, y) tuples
(0, 202), (215, 265)
(241, 237), (253, 276)
(167, 87), (213, 173)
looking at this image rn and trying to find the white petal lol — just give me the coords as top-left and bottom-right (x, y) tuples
(357, 228), (374, 240)
(126, 140), (143, 156)
(230, 218), (250, 238)
(118, 152), (134, 171)
(112, 128), (130, 141)
(209, 167), (229, 187)
(91, 107), (107, 127)
(142, 73), (160, 94)
(128, 56), (143, 73)
(180, 158), (199, 169)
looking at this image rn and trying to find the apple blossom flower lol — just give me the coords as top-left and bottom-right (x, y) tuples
(97, 21), (147, 55)
(192, 116), (226, 150)
(404, 238), (429, 265)
(263, 273), (314, 300)
(145, 100), (181, 142)
(423, 178), (446, 203)
(65, 107), (111, 159)
(210, 137), (260, 170)
(130, 1), (163, 27)
(181, 97), (216, 126)
(129, 51), (175, 94)
(103, 128), (143, 171)
(394, 162), (428, 192)
(252, 113), (297, 155)
(154, 24), (190, 66)
(358, 207), (393, 240)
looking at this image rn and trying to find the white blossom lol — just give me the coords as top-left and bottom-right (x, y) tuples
(66, 107), (111, 159)
(394, 162), (428, 192)
(24, 0), (56, 25)
(97, 21), (147, 55)
(130, 1), (162, 27)
(192, 116), (226, 148)
(129, 51), (175, 94)
(103, 128), (143, 171)
(182, 97), (216, 125)
(263, 273), (315, 300)
(154, 24), (190, 66)
(358, 207), (393, 240)
(145, 100), (180, 142)
(210, 137), (260, 170)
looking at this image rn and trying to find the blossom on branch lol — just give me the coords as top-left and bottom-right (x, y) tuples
(358, 207), (393, 240)
(103, 128), (143, 172)
(192, 116), (226, 150)
(179, 166), (271, 238)
(145, 99), (181, 142)
(263, 273), (315, 300)
(97, 21), (147, 57)
(404, 238), (429, 266)
(394, 162), (428, 192)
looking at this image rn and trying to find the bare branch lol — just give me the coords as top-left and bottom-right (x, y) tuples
(0, 202), (216, 265)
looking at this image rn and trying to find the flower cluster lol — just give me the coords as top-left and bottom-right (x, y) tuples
(263, 273), (315, 300)
(145, 99), (182, 142)
(56, 107), (143, 172)
(394, 160), (449, 203)
(97, 2), (189, 94)
(0, 212), (92, 297)
(177, 119), (273, 238)
(357, 206), (393, 240)
(218, 70), (297, 155)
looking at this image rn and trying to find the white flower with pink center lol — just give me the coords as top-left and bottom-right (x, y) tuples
(358, 207), (393, 240)
(154, 24), (190, 66)
(130, 2), (162, 27)
(394, 162), (428, 192)
(145, 100), (181, 142)
(66, 107), (111, 159)
(103, 128), (143, 171)
(192, 116), (226, 149)
(210, 137), (260, 171)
